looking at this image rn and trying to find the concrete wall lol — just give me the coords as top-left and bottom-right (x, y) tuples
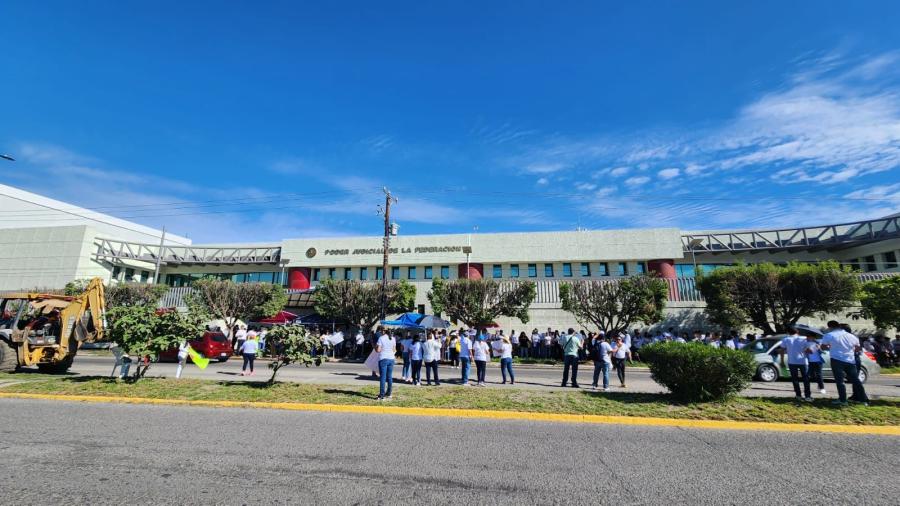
(0, 225), (111, 290)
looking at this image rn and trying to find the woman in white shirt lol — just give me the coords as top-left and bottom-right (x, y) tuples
(410, 337), (424, 386)
(611, 334), (631, 388)
(473, 335), (491, 386)
(498, 336), (515, 385)
(423, 332), (442, 386)
(375, 330), (397, 400)
(239, 335), (259, 377)
(805, 334), (826, 394)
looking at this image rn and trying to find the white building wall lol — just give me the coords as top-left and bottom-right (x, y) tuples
(0, 225), (110, 290)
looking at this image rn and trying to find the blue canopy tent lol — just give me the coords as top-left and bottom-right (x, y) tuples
(380, 313), (450, 329)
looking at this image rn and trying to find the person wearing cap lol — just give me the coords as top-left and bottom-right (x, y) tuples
(498, 335), (515, 385)
(591, 331), (613, 391)
(780, 326), (812, 401)
(560, 328), (583, 388)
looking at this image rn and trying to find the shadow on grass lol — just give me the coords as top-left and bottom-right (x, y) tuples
(323, 388), (375, 400)
(12, 368), (78, 376)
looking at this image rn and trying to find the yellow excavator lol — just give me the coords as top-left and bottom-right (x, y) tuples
(0, 277), (106, 373)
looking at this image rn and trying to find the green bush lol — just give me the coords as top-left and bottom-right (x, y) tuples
(640, 341), (756, 402)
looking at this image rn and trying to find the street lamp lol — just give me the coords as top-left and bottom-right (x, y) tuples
(687, 237), (704, 276)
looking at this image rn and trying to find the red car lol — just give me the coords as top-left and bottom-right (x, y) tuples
(158, 331), (233, 363)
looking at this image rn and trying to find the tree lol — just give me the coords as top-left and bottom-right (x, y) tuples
(856, 275), (900, 331)
(559, 275), (668, 336)
(265, 325), (323, 384)
(313, 279), (416, 332)
(106, 306), (206, 380)
(427, 278), (536, 330)
(695, 261), (859, 335)
(64, 278), (93, 296)
(189, 280), (287, 329)
(106, 283), (169, 308)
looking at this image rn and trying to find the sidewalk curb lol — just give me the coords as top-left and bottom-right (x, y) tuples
(1, 392), (897, 436)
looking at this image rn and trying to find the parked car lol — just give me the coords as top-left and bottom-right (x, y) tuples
(747, 337), (880, 383)
(157, 331), (233, 363)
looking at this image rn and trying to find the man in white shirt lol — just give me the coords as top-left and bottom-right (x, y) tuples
(821, 321), (868, 406)
(591, 334), (613, 391)
(780, 327), (812, 401)
(458, 332), (474, 385)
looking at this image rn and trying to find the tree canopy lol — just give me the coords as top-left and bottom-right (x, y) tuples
(265, 324), (323, 384)
(313, 279), (416, 332)
(427, 278), (536, 330)
(559, 275), (668, 336)
(188, 279), (287, 328)
(856, 275), (900, 331)
(695, 261), (859, 334)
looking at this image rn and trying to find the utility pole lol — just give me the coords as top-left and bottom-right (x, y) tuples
(153, 226), (166, 284)
(378, 188), (399, 320)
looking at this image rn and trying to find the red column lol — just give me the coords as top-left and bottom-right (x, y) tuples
(647, 259), (678, 301)
(458, 263), (483, 279)
(287, 267), (311, 290)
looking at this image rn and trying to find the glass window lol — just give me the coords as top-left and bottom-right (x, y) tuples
(510, 264), (520, 278)
(544, 263), (554, 277)
(493, 264), (502, 278)
(883, 251), (898, 269)
(598, 263), (609, 276)
(580, 263), (591, 277)
(360, 267), (368, 280)
(408, 266), (417, 280)
(528, 264), (537, 278)
(636, 262), (646, 274)
(312, 268), (320, 281)
(112, 266), (122, 280)
(344, 268), (353, 280)
(328, 268), (336, 280)
(424, 266), (433, 279)
(392, 266), (401, 279)
(376, 267), (384, 280)
(440, 265), (450, 279)
(140, 271), (150, 283)
(562, 263), (573, 277)
(617, 262), (628, 276)
(864, 255), (877, 272)
(125, 268), (135, 280)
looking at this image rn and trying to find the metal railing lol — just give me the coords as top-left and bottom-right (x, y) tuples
(94, 238), (282, 266)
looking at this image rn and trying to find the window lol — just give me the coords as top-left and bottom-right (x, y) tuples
(328, 268), (336, 279)
(376, 267), (384, 280)
(847, 259), (860, 271)
(417, 304), (426, 315)
(528, 264), (537, 277)
(544, 263), (554, 277)
(493, 264), (502, 278)
(140, 270), (150, 283)
(360, 267), (368, 280)
(112, 266), (122, 280)
(440, 265), (450, 279)
(675, 264), (695, 277)
(392, 266), (401, 279)
(635, 262), (646, 274)
(408, 266), (417, 280)
(312, 268), (320, 281)
(864, 255), (877, 272)
(598, 263), (609, 276)
(344, 268), (353, 280)
(125, 268), (135, 280)
(424, 266), (433, 279)
(562, 263), (573, 277)
(617, 262), (628, 276)
(884, 251), (898, 269)
(580, 263), (590, 277)
(510, 264), (520, 278)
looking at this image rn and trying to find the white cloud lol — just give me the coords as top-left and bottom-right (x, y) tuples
(609, 167), (630, 177)
(658, 168), (680, 180)
(575, 182), (596, 191)
(536, 177), (549, 186)
(524, 162), (566, 174)
(624, 176), (650, 186)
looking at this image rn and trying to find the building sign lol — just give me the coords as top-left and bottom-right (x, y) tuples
(323, 245), (468, 256)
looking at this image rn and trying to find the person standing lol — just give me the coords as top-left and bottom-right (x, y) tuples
(375, 329), (397, 401)
(410, 336), (424, 386)
(805, 333), (826, 395)
(780, 328), (812, 401)
(498, 336), (515, 385)
(510, 330), (519, 358)
(821, 321), (868, 406)
(560, 328), (583, 388)
(399, 334), (414, 383)
(239, 333), (259, 376)
(233, 325), (247, 354)
(258, 328), (268, 357)
(448, 332), (460, 368)
(611, 334), (631, 388)
(473, 334), (490, 386)
(459, 331), (474, 385)
(423, 333), (441, 386)
(591, 332), (613, 391)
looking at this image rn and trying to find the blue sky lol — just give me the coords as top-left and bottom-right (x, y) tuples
(2, 1), (900, 243)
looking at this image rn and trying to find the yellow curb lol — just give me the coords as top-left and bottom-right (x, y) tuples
(1, 391), (898, 436)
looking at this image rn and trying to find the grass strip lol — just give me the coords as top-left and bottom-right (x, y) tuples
(0, 373), (896, 426)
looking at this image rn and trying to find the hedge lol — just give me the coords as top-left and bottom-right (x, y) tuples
(639, 341), (756, 402)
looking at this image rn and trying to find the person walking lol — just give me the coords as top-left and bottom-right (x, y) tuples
(821, 321), (868, 406)
(591, 332), (613, 391)
(498, 335), (515, 385)
(560, 328), (583, 388)
(375, 329), (396, 401)
(400, 334), (413, 383)
(780, 327), (812, 401)
(473, 334), (490, 386)
(423, 332), (441, 386)
(239, 333), (259, 376)
(611, 334), (631, 388)
(410, 336), (424, 386)
(459, 331), (474, 385)
(805, 333), (826, 395)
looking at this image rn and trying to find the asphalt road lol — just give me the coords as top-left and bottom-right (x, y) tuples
(59, 354), (900, 399)
(1, 398), (898, 505)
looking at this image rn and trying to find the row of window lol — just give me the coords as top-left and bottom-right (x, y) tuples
(847, 251), (898, 272)
(312, 265), (449, 281)
(163, 272), (284, 287)
(311, 262), (645, 281)
(112, 266), (151, 283)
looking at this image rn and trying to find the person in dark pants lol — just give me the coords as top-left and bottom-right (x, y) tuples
(423, 333), (441, 386)
(239, 335), (259, 376)
(591, 332), (613, 391)
(822, 321), (868, 406)
(611, 334), (631, 388)
(780, 327), (812, 401)
(560, 328), (583, 388)
(805, 333), (826, 395)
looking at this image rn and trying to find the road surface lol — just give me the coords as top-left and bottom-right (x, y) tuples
(1, 398), (897, 504)
(54, 354), (900, 399)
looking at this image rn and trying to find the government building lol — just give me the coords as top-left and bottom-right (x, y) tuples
(2, 183), (898, 331)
